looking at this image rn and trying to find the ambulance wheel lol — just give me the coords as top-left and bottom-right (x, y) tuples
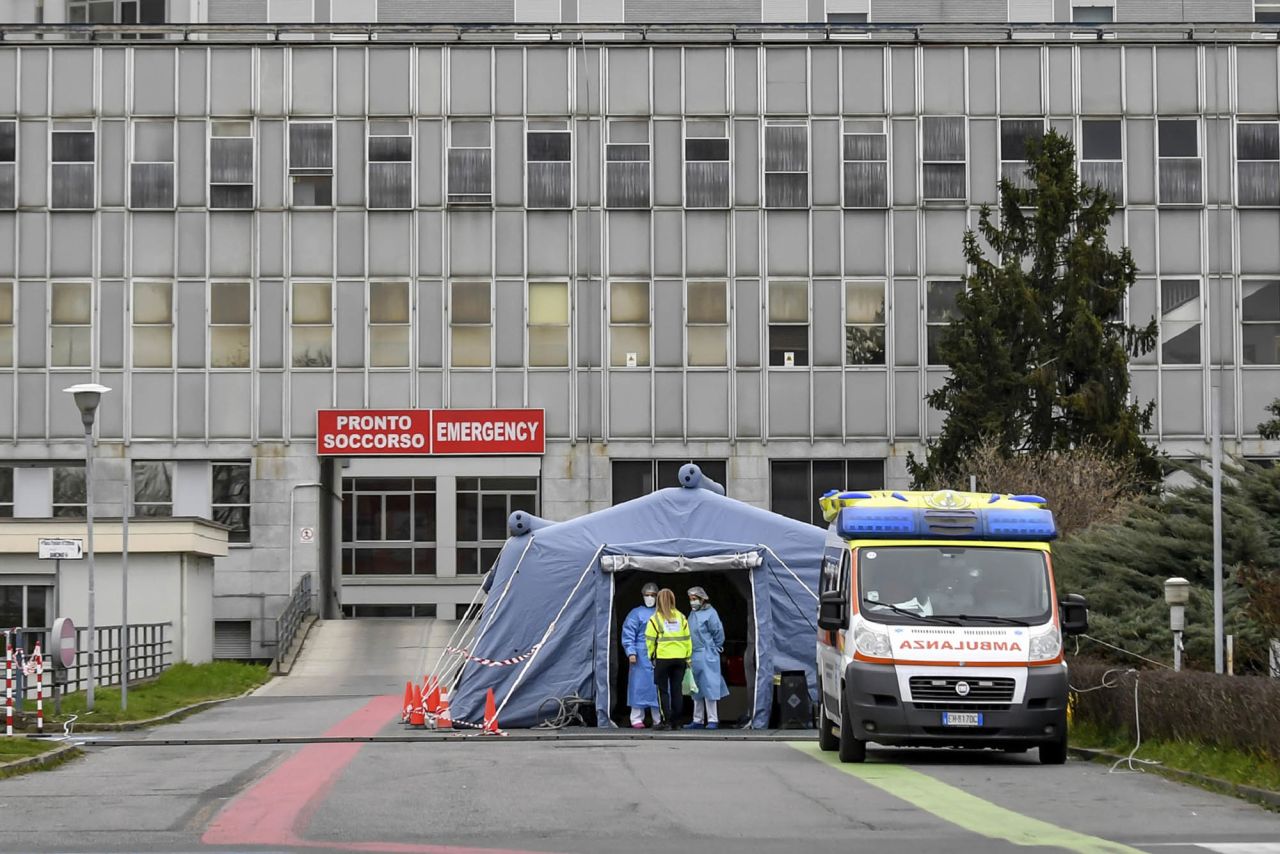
(837, 687), (866, 764)
(817, 686), (838, 752)
(1038, 735), (1068, 765)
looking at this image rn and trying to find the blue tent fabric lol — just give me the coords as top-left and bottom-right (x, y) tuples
(449, 483), (827, 729)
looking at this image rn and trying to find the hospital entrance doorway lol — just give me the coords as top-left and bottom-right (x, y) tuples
(610, 570), (754, 728)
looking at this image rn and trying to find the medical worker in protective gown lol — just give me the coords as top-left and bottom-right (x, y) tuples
(685, 586), (729, 729)
(621, 582), (662, 728)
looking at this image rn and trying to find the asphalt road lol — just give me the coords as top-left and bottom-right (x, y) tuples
(0, 620), (1276, 854)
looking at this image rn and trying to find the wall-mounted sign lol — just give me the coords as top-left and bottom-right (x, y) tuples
(38, 538), (83, 560)
(316, 409), (545, 457)
(298, 527), (316, 544)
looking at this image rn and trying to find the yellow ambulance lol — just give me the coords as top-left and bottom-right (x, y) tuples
(814, 489), (1088, 764)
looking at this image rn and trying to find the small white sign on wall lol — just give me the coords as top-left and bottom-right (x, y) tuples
(38, 538), (83, 560)
(298, 527), (316, 545)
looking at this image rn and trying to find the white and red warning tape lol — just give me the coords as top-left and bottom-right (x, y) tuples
(445, 643), (542, 668)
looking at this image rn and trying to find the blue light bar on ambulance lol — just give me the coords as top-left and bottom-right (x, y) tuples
(837, 506), (1057, 541)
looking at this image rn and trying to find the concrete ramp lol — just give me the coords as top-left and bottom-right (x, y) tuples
(255, 618), (461, 698)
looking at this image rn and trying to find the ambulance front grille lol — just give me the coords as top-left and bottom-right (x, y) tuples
(909, 676), (1015, 703)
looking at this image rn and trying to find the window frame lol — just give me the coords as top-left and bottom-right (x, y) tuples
(1257, 2), (1280, 23)
(209, 280), (253, 370)
(1241, 278), (1280, 366)
(288, 119), (335, 209)
(999, 117), (1046, 192)
(341, 476), (437, 576)
(608, 280), (652, 369)
(446, 118), (494, 207)
(1158, 278), (1204, 367)
(130, 279), (174, 370)
(686, 280), (730, 369)
(844, 279), (888, 367)
(368, 279), (412, 369)
(527, 280), (571, 369)
(52, 466), (87, 519)
(208, 118), (255, 211)
(449, 280), (494, 369)
(842, 118), (888, 209)
(131, 460), (173, 518)
(605, 118), (652, 209)
(0, 119), (15, 210)
(290, 280), (334, 369)
(48, 280), (94, 370)
(1072, 4), (1114, 23)
(0, 464), (12, 518)
(1079, 116), (1125, 205)
(212, 461), (253, 546)
(128, 118), (175, 211)
(1236, 118), (1280, 208)
(1156, 117), (1204, 207)
(767, 279), (810, 368)
(926, 279), (966, 367)
(454, 477), (538, 576)
(610, 459), (729, 505)
(769, 459), (886, 527)
(367, 118), (414, 211)
(921, 115), (967, 203)
(0, 281), (12, 369)
(684, 118), (731, 209)
(50, 120), (97, 211)
(764, 119), (810, 210)
(525, 118), (573, 210)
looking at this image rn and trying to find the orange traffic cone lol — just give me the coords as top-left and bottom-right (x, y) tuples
(409, 683), (425, 727)
(424, 680), (440, 715)
(402, 681), (414, 723)
(483, 688), (500, 734)
(436, 692), (452, 730)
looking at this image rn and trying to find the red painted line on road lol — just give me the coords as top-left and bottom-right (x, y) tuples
(201, 694), (554, 854)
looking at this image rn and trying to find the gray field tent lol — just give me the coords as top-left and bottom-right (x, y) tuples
(448, 465), (827, 729)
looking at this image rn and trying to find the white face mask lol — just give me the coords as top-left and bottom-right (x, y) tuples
(643, 595), (656, 607)
(689, 601), (701, 611)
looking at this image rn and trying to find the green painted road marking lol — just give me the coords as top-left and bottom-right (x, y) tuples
(790, 742), (1144, 854)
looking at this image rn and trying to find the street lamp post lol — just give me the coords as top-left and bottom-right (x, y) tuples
(63, 383), (110, 711)
(1165, 577), (1191, 672)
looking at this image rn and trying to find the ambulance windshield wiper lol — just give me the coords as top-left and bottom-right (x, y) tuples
(862, 600), (960, 626)
(934, 614), (1030, 627)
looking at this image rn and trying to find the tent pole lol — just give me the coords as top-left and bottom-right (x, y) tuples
(429, 537), (528, 684)
(488, 544), (606, 728)
(759, 545), (819, 600)
(427, 577), (488, 685)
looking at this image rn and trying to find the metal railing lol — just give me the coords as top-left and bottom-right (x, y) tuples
(8, 622), (173, 700)
(274, 573), (314, 666)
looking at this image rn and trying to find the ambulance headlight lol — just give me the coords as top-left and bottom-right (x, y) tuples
(854, 624), (892, 659)
(1029, 626), (1062, 662)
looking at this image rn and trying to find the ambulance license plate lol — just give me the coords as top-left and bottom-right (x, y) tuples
(942, 712), (983, 727)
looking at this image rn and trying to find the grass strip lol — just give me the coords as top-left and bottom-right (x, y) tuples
(48, 661), (271, 725)
(0, 737), (61, 764)
(1071, 721), (1280, 794)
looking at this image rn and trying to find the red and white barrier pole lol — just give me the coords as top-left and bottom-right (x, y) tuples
(4, 630), (12, 737)
(33, 642), (43, 735)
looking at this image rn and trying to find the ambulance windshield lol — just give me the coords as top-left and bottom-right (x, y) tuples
(857, 546), (1051, 626)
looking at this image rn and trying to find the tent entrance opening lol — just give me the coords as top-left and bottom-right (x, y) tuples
(611, 569), (754, 728)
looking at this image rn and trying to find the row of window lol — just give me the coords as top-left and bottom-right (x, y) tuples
(5, 116), (1280, 211)
(1, 278), (1276, 370)
(0, 461), (251, 542)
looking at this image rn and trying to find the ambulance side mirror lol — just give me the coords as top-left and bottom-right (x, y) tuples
(818, 590), (849, 631)
(1059, 593), (1088, 636)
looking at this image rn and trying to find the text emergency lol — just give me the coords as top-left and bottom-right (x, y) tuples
(316, 409), (545, 456)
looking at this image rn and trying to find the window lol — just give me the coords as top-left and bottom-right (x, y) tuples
(770, 459), (885, 527)
(768, 280), (808, 367)
(1073, 5), (1113, 23)
(1160, 279), (1201, 365)
(1157, 119), (1202, 206)
(50, 282), (92, 368)
(926, 280), (964, 366)
(845, 281), (886, 366)
(1258, 3), (1280, 23)
(1081, 118), (1124, 204)
(131, 460), (172, 517)
(609, 281), (650, 367)
(69, 0), (165, 23)
(1000, 118), (1044, 191)
(212, 462), (251, 544)
(0, 585), (47, 634)
(210, 120), (254, 210)
(341, 477), (437, 576)
(52, 466), (86, 518)
(447, 120), (492, 206)
(1242, 280), (1280, 365)
(611, 459), (728, 505)
(291, 281), (332, 368)
(922, 116), (966, 202)
(51, 121), (95, 210)
(210, 281), (251, 368)
(450, 281), (492, 368)
(528, 281), (570, 367)
(527, 120), (572, 209)
(828, 12), (868, 23)
(687, 280), (729, 367)
(130, 120), (174, 209)
(685, 119), (730, 209)
(0, 282), (11, 368)
(132, 281), (172, 368)
(289, 121), (333, 208)
(765, 121), (809, 208)
(0, 465), (12, 518)
(369, 280), (410, 368)
(1237, 120), (1280, 208)
(368, 119), (413, 210)
(455, 477), (537, 575)
(843, 119), (887, 208)
(0, 120), (14, 209)
(606, 119), (650, 209)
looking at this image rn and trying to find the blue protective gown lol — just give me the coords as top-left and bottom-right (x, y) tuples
(688, 605), (729, 701)
(621, 604), (660, 709)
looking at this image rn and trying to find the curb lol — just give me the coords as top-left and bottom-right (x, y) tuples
(54, 684), (266, 733)
(1070, 746), (1280, 811)
(0, 744), (81, 776)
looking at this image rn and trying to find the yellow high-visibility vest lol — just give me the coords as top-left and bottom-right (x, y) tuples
(645, 611), (692, 660)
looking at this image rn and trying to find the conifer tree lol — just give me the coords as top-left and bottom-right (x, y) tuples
(908, 130), (1161, 488)
(1259, 400), (1280, 440)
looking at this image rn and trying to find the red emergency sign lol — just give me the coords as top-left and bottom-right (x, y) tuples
(315, 409), (545, 456)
